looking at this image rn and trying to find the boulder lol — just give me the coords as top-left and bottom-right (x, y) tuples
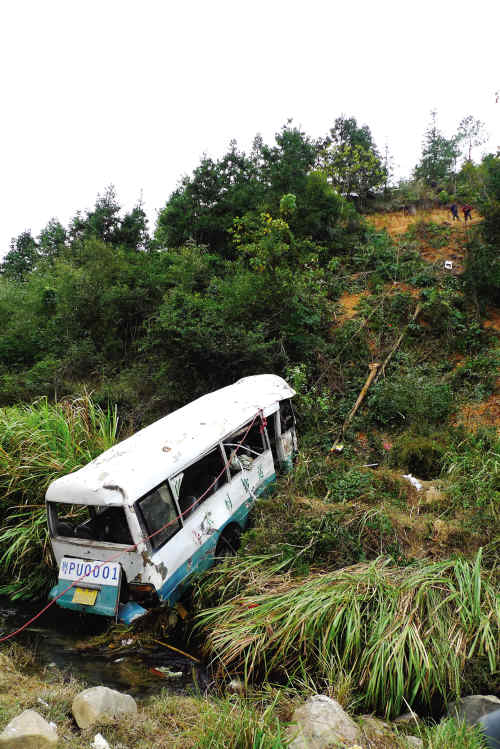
(448, 695), (500, 725)
(0, 709), (58, 748)
(287, 695), (361, 749)
(72, 686), (137, 729)
(359, 715), (391, 737)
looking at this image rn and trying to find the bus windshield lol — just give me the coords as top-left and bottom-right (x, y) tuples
(48, 502), (133, 545)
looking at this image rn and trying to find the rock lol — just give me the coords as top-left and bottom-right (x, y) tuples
(0, 709), (58, 748)
(405, 738), (423, 748)
(359, 716), (405, 747)
(394, 710), (419, 725)
(448, 695), (500, 725)
(478, 709), (500, 749)
(359, 715), (390, 737)
(287, 695), (361, 749)
(72, 686), (137, 729)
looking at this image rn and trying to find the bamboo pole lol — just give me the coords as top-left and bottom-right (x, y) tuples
(341, 362), (380, 436)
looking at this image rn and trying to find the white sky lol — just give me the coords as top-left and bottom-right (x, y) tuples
(1, 0), (499, 257)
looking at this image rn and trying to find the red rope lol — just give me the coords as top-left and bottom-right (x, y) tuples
(0, 411), (264, 643)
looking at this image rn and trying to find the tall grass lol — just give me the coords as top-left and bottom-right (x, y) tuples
(0, 394), (118, 598)
(422, 719), (488, 749)
(441, 428), (499, 523)
(196, 552), (499, 717)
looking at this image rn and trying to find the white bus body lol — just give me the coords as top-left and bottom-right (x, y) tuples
(46, 375), (297, 623)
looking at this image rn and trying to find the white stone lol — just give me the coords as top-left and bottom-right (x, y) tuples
(287, 695), (361, 749)
(72, 686), (137, 729)
(92, 734), (111, 749)
(0, 709), (58, 748)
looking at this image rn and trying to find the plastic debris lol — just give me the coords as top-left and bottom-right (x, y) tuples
(150, 666), (183, 678)
(403, 473), (423, 492)
(330, 443), (344, 454)
(444, 260), (453, 270)
(37, 698), (49, 708)
(92, 734), (111, 749)
(120, 638), (133, 647)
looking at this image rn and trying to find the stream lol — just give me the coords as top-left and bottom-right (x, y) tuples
(0, 597), (207, 698)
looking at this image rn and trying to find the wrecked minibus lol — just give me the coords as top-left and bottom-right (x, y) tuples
(46, 375), (297, 623)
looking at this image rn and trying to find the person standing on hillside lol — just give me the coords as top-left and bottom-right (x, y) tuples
(450, 203), (460, 221)
(463, 204), (473, 222)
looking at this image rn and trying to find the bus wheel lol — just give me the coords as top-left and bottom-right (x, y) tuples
(215, 525), (241, 559)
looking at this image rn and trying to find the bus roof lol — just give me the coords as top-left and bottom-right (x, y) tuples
(46, 375), (295, 507)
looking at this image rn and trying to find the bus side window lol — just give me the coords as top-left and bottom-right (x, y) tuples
(223, 420), (266, 474)
(279, 399), (295, 433)
(174, 447), (227, 519)
(138, 483), (181, 551)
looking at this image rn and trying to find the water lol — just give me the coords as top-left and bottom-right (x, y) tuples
(0, 597), (208, 698)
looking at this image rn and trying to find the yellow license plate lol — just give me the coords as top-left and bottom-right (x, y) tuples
(72, 587), (98, 606)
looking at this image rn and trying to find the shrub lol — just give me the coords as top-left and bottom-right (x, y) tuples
(367, 373), (452, 430)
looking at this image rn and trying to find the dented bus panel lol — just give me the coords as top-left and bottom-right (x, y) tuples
(46, 375), (297, 623)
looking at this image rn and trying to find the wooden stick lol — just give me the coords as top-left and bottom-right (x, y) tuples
(342, 362), (380, 435)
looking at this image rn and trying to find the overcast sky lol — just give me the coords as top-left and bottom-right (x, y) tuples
(1, 0), (499, 257)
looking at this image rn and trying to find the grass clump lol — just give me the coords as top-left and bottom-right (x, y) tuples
(0, 394), (119, 598)
(196, 551), (499, 718)
(422, 718), (488, 749)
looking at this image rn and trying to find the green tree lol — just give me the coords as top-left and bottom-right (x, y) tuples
(0, 231), (39, 280)
(155, 124), (321, 256)
(68, 186), (148, 252)
(156, 141), (263, 255)
(414, 110), (460, 186)
(319, 116), (386, 203)
(38, 219), (67, 259)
